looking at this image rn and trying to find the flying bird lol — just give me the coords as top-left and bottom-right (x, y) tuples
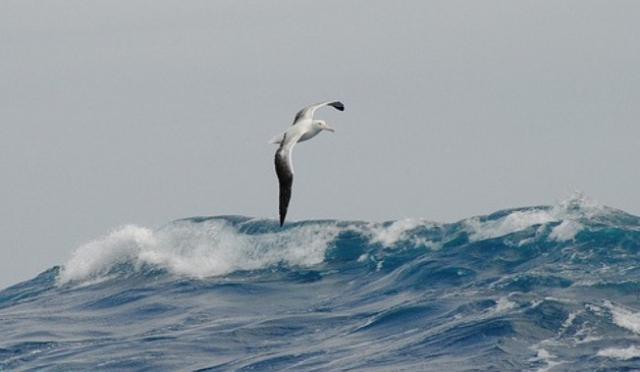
(271, 101), (345, 226)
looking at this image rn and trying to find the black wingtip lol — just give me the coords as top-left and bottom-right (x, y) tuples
(329, 101), (345, 111)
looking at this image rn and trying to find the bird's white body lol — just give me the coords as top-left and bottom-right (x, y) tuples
(297, 121), (323, 142)
(270, 119), (328, 146)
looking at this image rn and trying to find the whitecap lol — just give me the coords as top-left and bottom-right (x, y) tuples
(365, 218), (433, 247)
(465, 193), (600, 242)
(466, 209), (556, 241)
(549, 220), (583, 242)
(58, 219), (341, 284)
(597, 345), (640, 360)
(604, 301), (640, 335)
(494, 297), (517, 312)
(528, 345), (565, 372)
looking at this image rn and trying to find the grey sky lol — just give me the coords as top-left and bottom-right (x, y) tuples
(1, 1), (639, 288)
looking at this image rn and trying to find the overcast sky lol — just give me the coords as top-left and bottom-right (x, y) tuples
(1, 1), (639, 288)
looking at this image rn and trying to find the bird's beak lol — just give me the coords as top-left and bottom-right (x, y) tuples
(324, 127), (335, 133)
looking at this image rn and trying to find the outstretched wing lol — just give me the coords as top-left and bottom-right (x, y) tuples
(292, 100), (345, 125)
(275, 148), (293, 226)
(274, 133), (302, 226)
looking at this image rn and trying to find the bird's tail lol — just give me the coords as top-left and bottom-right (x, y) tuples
(269, 133), (284, 145)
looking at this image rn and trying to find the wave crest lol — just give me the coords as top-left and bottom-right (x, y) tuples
(58, 194), (635, 284)
(58, 219), (342, 283)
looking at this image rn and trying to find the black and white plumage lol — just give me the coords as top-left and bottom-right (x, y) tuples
(272, 101), (345, 226)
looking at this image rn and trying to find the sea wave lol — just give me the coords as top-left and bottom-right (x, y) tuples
(59, 194), (614, 284)
(2, 194), (640, 370)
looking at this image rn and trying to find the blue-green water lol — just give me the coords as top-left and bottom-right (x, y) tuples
(2, 196), (640, 370)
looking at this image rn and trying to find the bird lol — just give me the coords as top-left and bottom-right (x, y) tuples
(271, 101), (345, 226)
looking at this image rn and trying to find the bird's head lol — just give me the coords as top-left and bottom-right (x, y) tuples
(314, 120), (335, 133)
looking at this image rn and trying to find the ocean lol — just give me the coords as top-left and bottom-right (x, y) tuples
(2, 195), (640, 371)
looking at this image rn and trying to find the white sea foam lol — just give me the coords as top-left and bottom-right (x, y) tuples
(555, 191), (604, 218)
(549, 220), (583, 242)
(494, 297), (517, 313)
(604, 301), (640, 335)
(597, 345), (640, 360)
(465, 193), (595, 242)
(58, 219), (341, 284)
(59, 225), (157, 283)
(529, 346), (564, 372)
(466, 209), (556, 241)
(561, 311), (578, 330)
(365, 218), (433, 247)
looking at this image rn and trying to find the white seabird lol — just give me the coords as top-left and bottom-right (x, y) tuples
(271, 101), (345, 226)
